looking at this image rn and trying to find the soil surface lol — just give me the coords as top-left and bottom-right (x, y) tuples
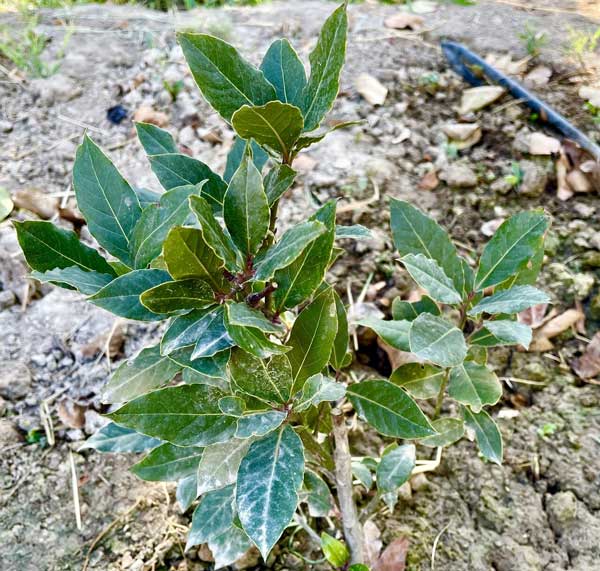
(1, 1), (599, 570)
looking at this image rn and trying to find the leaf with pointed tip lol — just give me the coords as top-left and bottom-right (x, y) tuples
(15, 220), (116, 276)
(408, 314), (467, 367)
(293, 120), (361, 153)
(178, 33), (276, 122)
(196, 438), (252, 495)
(187, 484), (236, 549)
(177, 473), (198, 511)
(173, 346), (230, 389)
(391, 295), (440, 321)
(376, 444), (415, 500)
(141, 278), (215, 315)
(31, 267), (113, 295)
(330, 290), (349, 370)
(226, 302), (283, 334)
(401, 253), (462, 304)
(468, 285), (550, 316)
(389, 363), (444, 400)
(208, 527), (252, 569)
(163, 226), (227, 292)
(260, 38), (307, 106)
(321, 533), (349, 568)
(89, 269), (170, 321)
(236, 425), (304, 560)
(390, 198), (469, 299)
(73, 135), (141, 266)
(273, 200), (336, 311)
(131, 184), (201, 269)
(470, 320), (532, 349)
(302, 470), (332, 517)
(189, 195), (240, 271)
(225, 318), (289, 359)
(103, 344), (181, 403)
(80, 423), (161, 453)
(347, 380), (436, 439)
(295, 374), (345, 411)
(230, 349), (293, 404)
(421, 418), (465, 448)
(335, 224), (372, 240)
(254, 220), (326, 281)
(352, 461), (373, 490)
(232, 102), (304, 159)
(191, 307), (234, 359)
(448, 362), (502, 412)
(107, 384), (237, 447)
(236, 410), (286, 439)
(131, 442), (204, 481)
(224, 137), (269, 183)
(135, 122), (178, 155)
(475, 211), (550, 291)
(300, 4), (348, 131)
(462, 407), (503, 464)
(134, 187), (162, 207)
(359, 317), (411, 351)
(264, 164), (296, 205)
(287, 288), (338, 393)
(223, 155), (270, 256)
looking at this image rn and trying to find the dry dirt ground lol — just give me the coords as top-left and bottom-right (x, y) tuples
(0, 1), (599, 570)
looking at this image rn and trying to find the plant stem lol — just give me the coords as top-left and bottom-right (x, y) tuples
(332, 413), (364, 565)
(433, 369), (450, 420)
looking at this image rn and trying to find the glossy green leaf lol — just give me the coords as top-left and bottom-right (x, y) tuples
(89, 269), (170, 321)
(191, 307), (234, 359)
(187, 484), (235, 549)
(321, 532), (349, 567)
(15, 220), (115, 276)
(330, 290), (350, 370)
(226, 302), (282, 334)
(230, 349), (293, 404)
(475, 211), (550, 291)
(500, 234), (545, 288)
(135, 122), (177, 155)
(293, 120), (361, 153)
(401, 253), (462, 304)
(391, 295), (440, 321)
(103, 344), (181, 403)
(236, 410), (286, 439)
(225, 318), (289, 359)
(421, 418), (465, 448)
(408, 313), (467, 367)
(30, 267), (113, 295)
(300, 4), (348, 131)
(462, 407), (503, 464)
(131, 442), (203, 481)
(295, 373), (345, 411)
(358, 317), (411, 351)
(236, 425), (304, 559)
(219, 396), (245, 416)
(264, 164), (296, 206)
(81, 423), (161, 453)
(131, 184), (200, 269)
(470, 320), (532, 349)
(134, 187), (161, 208)
(163, 226), (227, 292)
(254, 220), (326, 281)
(224, 137), (269, 183)
(260, 38), (306, 106)
(389, 363), (444, 400)
(209, 527), (252, 569)
(196, 438), (252, 495)
(107, 384), (237, 447)
(273, 200), (336, 311)
(335, 224), (372, 240)
(178, 33), (276, 122)
(390, 198), (468, 299)
(287, 288), (338, 393)
(173, 346), (230, 389)
(223, 154), (270, 256)
(468, 285), (550, 316)
(448, 362), (502, 412)
(189, 195), (240, 271)
(73, 135), (141, 266)
(347, 380), (436, 439)
(376, 444), (415, 504)
(303, 470), (332, 517)
(140, 278), (215, 314)
(177, 473), (198, 511)
(351, 461), (373, 490)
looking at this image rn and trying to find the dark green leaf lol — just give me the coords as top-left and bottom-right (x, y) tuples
(351, 461), (373, 490)
(376, 444), (415, 505)
(226, 302), (283, 334)
(264, 163), (296, 205)
(470, 320), (532, 349)
(358, 317), (411, 351)
(475, 211), (550, 290)
(224, 137), (269, 183)
(208, 526), (252, 570)
(73, 135), (141, 266)
(15, 220), (115, 276)
(462, 407), (503, 464)
(448, 362), (502, 412)
(295, 373), (345, 411)
(389, 363), (444, 400)
(30, 267), (113, 295)
(103, 344), (181, 403)
(176, 473), (198, 511)
(219, 396), (245, 416)
(236, 425), (304, 559)
(131, 442), (204, 481)
(391, 295), (440, 321)
(196, 438), (252, 495)
(401, 253), (462, 304)
(320, 532), (349, 567)
(347, 380), (436, 438)
(80, 423), (161, 453)
(107, 384), (237, 447)
(335, 224), (372, 240)
(260, 38), (307, 106)
(330, 290), (349, 370)
(421, 418), (464, 448)
(303, 470), (332, 517)
(134, 187), (162, 208)
(408, 314), (467, 367)
(300, 4), (348, 131)
(135, 122), (178, 155)
(187, 484), (235, 549)
(468, 285), (550, 316)
(89, 269), (170, 321)
(225, 317), (289, 359)
(235, 410), (286, 439)
(293, 120), (361, 153)
(172, 346), (230, 389)
(140, 278), (215, 314)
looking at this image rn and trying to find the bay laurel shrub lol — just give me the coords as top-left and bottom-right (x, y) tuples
(15, 3), (550, 568)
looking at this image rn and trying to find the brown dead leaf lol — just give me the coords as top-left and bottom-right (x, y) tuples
(364, 520), (383, 568)
(373, 537), (409, 571)
(133, 105), (169, 127)
(58, 399), (87, 429)
(378, 337), (417, 370)
(355, 73), (388, 106)
(518, 303), (549, 329)
(556, 150), (573, 201)
(524, 65), (552, 87)
(459, 86), (505, 115)
(13, 188), (59, 219)
(566, 169), (592, 193)
(384, 13), (425, 30)
(80, 321), (125, 359)
(572, 332), (600, 379)
(530, 308), (584, 351)
(528, 132), (561, 156)
(418, 170), (439, 190)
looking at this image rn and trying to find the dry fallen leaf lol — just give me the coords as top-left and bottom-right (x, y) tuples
(566, 169), (592, 193)
(355, 73), (388, 106)
(572, 332), (600, 380)
(364, 520), (383, 568)
(530, 308), (584, 351)
(58, 399), (87, 429)
(384, 13), (425, 30)
(133, 105), (169, 127)
(13, 188), (59, 219)
(524, 65), (552, 87)
(443, 123), (482, 149)
(459, 86), (505, 115)
(80, 321), (125, 359)
(373, 537), (409, 571)
(556, 150), (573, 201)
(528, 132), (561, 155)
(518, 303), (549, 329)
(485, 53), (528, 76)
(419, 170), (439, 191)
